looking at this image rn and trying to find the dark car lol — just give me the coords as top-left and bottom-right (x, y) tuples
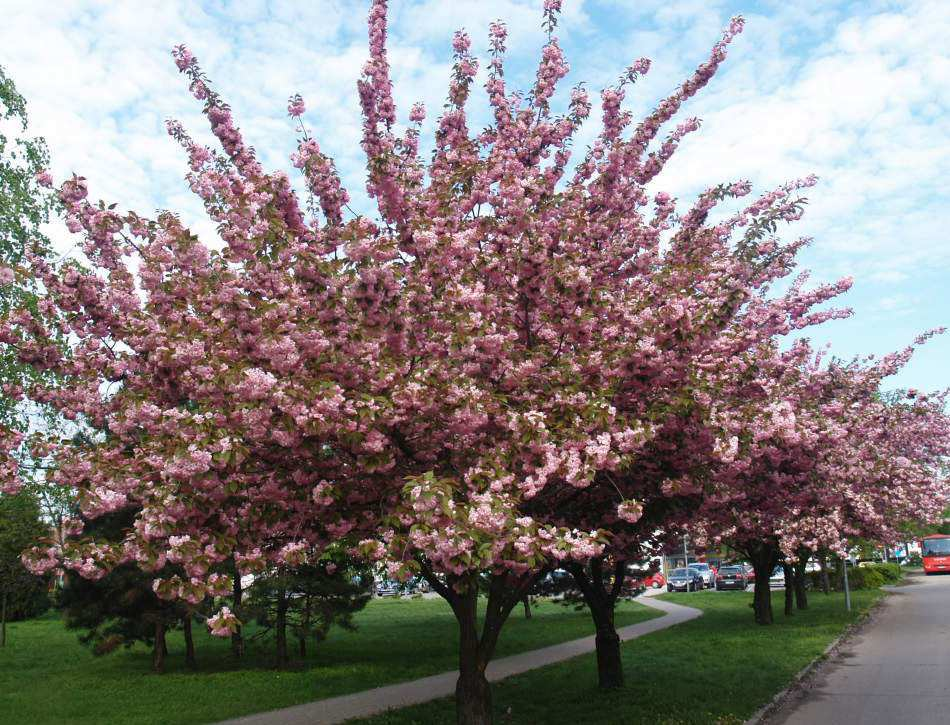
(714, 565), (749, 591)
(534, 569), (574, 597)
(667, 567), (704, 592)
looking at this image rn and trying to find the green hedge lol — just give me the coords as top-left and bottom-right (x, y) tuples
(806, 562), (900, 591)
(849, 567), (886, 589)
(869, 562), (901, 583)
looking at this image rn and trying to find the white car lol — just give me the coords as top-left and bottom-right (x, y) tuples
(688, 562), (716, 588)
(769, 565), (786, 588)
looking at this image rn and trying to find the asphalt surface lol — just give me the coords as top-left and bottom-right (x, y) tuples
(769, 572), (950, 725)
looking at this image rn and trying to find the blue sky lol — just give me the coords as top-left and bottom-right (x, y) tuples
(0, 0), (947, 391)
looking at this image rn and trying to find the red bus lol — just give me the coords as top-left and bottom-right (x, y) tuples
(920, 534), (950, 575)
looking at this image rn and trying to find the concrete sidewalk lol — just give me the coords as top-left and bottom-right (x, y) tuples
(218, 596), (701, 725)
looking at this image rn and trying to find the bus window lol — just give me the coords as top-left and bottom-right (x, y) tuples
(922, 538), (950, 557)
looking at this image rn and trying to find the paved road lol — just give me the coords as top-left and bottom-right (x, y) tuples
(769, 573), (950, 725)
(218, 596), (701, 725)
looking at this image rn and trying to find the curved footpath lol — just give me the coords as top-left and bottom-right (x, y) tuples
(217, 596), (702, 725)
(765, 572), (950, 725)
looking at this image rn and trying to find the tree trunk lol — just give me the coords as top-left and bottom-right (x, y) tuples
(456, 664), (492, 725)
(783, 564), (794, 616)
(568, 558), (625, 689)
(299, 595), (311, 658)
(522, 595), (531, 619)
(275, 587), (289, 668)
(593, 621), (623, 689)
(183, 614), (197, 669)
(454, 584), (492, 725)
(793, 554), (809, 610)
(749, 543), (777, 625)
(231, 572), (244, 658)
(417, 566), (532, 725)
(1, 590), (7, 648)
(456, 656), (492, 725)
(818, 551), (831, 595)
(152, 621), (166, 674)
(588, 589), (623, 688)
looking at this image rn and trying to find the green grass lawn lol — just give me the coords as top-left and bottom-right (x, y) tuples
(0, 595), (659, 725)
(355, 588), (885, 724)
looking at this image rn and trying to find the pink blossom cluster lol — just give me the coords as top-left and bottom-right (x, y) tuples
(287, 93), (306, 118)
(617, 500), (644, 524)
(0, 0), (946, 651)
(206, 606), (239, 637)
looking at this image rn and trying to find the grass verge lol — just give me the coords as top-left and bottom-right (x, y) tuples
(0, 595), (659, 725)
(355, 588), (885, 724)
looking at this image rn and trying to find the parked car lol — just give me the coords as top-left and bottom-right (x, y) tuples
(625, 561), (665, 590)
(375, 580), (400, 597)
(688, 562), (716, 588)
(402, 576), (431, 594)
(741, 564), (756, 583)
(714, 565), (749, 591)
(621, 576), (647, 598)
(667, 567), (704, 592)
(623, 570), (665, 597)
(535, 569), (574, 597)
(769, 565), (786, 588)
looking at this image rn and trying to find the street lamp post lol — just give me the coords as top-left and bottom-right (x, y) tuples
(683, 535), (690, 593)
(842, 555), (852, 612)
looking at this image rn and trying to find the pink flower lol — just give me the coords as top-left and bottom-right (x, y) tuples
(617, 500), (644, 524)
(278, 541), (308, 566)
(172, 45), (195, 71)
(409, 102), (426, 123)
(452, 31), (471, 55)
(287, 93), (306, 118)
(239, 368), (278, 400)
(207, 607), (240, 637)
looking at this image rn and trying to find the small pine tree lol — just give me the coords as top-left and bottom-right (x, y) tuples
(248, 556), (372, 668)
(56, 509), (191, 672)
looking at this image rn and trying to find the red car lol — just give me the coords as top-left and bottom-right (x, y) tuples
(643, 572), (666, 589)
